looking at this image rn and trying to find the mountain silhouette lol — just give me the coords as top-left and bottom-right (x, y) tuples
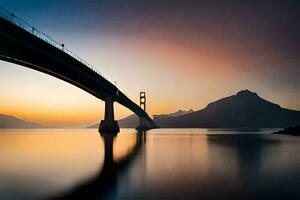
(0, 114), (46, 128)
(87, 109), (193, 128)
(155, 90), (300, 128)
(153, 109), (194, 118)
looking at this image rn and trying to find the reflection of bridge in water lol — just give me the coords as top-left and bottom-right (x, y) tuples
(0, 7), (157, 132)
(49, 131), (147, 200)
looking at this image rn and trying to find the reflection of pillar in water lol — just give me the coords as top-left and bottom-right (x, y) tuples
(101, 133), (116, 168)
(134, 131), (148, 189)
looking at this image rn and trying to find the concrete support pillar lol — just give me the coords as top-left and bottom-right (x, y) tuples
(99, 96), (119, 133)
(136, 117), (149, 131)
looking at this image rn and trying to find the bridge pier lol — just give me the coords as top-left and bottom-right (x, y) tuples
(136, 117), (153, 131)
(99, 97), (120, 134)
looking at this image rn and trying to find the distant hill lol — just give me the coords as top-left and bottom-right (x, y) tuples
(87, 114), (139, 128)
(155, 90), (300, 128)
(87, 109), (194, 128)
(273, 125), (300, 136)
(153, 109), (194, 118)
(0, 114), (46, 129)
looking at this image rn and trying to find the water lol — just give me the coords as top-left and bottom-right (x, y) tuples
(0, 128), (299, 200)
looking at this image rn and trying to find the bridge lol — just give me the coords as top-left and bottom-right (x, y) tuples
(0, 7), (157, 133)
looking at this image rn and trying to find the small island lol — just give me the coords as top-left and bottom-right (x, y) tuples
(273, 125), (300, 136)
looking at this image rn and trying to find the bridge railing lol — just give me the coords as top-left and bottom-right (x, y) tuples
(0, 6), (114, 84)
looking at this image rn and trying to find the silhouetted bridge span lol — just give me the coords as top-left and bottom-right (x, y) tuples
(0, 7), (157, 132)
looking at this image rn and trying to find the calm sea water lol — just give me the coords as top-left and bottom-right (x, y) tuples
(0, 128), (299, 200)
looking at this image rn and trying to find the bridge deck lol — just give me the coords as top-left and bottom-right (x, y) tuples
(0, 7), (154, 124)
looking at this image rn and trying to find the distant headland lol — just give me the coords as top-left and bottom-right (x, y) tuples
(0, 114), (46, 129)
(273, 125), (300, 136)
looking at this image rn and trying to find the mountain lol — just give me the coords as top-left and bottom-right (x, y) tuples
(154, 90), (300, 128)
(0, 114), (46, 129)
(87, 109), (194, 128)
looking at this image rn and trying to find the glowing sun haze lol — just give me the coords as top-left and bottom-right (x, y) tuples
(0, 0), (299, 127)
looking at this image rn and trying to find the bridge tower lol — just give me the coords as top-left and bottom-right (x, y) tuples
(99, 96), (120, 134)
(140, 92), (146, 111)
(136, 92), (151, 131)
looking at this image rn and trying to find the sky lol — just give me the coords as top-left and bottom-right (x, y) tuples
(0, 0), (299, 127)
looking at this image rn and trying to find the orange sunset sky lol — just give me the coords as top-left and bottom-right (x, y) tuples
(0, 0), (299, 127)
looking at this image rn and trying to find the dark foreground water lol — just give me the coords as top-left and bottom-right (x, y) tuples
(0, 128), (299, 200)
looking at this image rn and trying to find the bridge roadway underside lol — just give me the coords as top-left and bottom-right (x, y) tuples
(0, 17), (157, 132)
